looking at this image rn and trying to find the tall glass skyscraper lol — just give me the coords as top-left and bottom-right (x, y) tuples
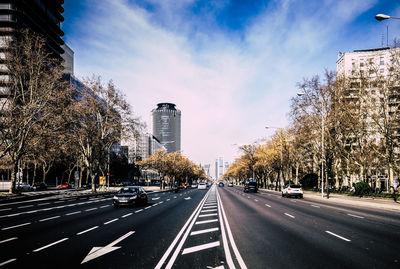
(152, 103), (181, 153)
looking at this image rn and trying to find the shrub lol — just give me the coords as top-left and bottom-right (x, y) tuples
(354, 182), (371, 197)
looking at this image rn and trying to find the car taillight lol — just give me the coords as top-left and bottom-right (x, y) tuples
(288, 188), (292, 191)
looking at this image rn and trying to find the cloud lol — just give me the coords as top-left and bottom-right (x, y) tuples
(68, 0), (381, 169)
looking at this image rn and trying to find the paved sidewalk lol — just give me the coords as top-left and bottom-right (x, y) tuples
(257, 187), (400, 212)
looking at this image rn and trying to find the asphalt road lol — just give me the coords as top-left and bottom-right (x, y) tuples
(0, 185), (399, 269)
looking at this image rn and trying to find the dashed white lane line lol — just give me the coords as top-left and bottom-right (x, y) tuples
(0, 237), (18, 244)
(122, 213), (133, 218)
(54, 201), (64, 204)
(65, 211), (81, 216)
(190, 227), (219, 236)
(265, 204), (271, 208)
(254, 199), (258, 202)
(2, 222), (31, 230)
(198, 213), (218, 218)
(152, 197), (160, 200)
(284, 213), (295, 219)
(195, 219), (219, 225)
(37, 202), (50, 206)
(104, 218), (119, 225)
(33, 238), (69, 252)
(100, 205), (110, 208)
(201, 209), (217, 213)
(182, 241), (220, 255)
(311, 205), (320, 208)
(85, 208), (98, 212)
(0, 258), (17, 267)
(0, 208), (11, 212)
(166, 199), (170, 201)
(347, 213), (364, 219)
(77, 226), (99, 235)
(18, 205), (34, 209)
(39, 216), (60, 222)
(135, 209), (143, 213)
(326, 231), (351, 242)
(145, 206), (152, 210)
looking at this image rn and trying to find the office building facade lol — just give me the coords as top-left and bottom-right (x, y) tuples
(152, 103), (181, 153)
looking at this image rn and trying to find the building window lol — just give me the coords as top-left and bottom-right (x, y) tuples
(380, 57), (384, 65)
(380, 69), (384, 74)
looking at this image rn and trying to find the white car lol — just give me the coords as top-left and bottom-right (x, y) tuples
(282, 184), (303, 198)
(191, 184), (198, 189)
(228, 182), (233, 187)
(198, 183), (207, 189)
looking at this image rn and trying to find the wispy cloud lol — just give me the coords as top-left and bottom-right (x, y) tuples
(66, 0), (383, 166)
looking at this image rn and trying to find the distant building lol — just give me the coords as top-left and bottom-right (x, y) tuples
(121, 132), (165, 164)
(152, 103), (181, 153)
(61, 43), (74, 75)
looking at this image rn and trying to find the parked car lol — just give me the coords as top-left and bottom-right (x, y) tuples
(18, 183), (33, 192)
(282, 184), (303, 198)
(191, 183), (198, 189)
(244, 181), (258, 193)
(228, 182), (233, 187)
(33, 182), (47, 191)
(198, 182), (207, 189)
(113, 186), (148, 207)
(218, 182), (224, 187)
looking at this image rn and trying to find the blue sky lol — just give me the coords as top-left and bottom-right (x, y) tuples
(62, 0), (400, 168)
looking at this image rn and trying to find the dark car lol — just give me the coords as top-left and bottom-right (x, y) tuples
(244, 181), (258, 193)
(33, 182), (47, 191)
(113, 186), (148, 207)
(218, 182), (224, 187)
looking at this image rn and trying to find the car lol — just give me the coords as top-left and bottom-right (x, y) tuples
(218, 182), (224, 187)
(113, 186), (148, 207)
(191, 183), (198, 189)
(282, 184), (303, 198)
(33, 182), (47, 191)
(244, 181), (258, 193)
(228, 182), (233, 187)
(17, 183), (33, 192)
(198, 182), (207, 189)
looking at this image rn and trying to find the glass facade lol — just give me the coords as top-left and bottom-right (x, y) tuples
(152, 103), (181, 153)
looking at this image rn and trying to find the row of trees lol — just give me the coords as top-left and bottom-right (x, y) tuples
(225, 50), (400, 193)
(0, 30), (143, 193)
(137, 150), (207, 187)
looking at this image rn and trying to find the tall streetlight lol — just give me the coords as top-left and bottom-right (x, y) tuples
(297, 92), (326, 198)
(375, 14), (400, 21)
(265, 126), (285, 190)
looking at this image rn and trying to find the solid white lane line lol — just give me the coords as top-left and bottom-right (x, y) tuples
(0, 258), (17, 267)
(39, 216), (60, 222)
(135, 209), (143, 213)
(182, 241), (220, 255)
(104, 218), (118, 225)
(201, 209), (217, 212)
(77, 226), (99, 235)
(198, 213), (218, 218)
(190, 227), (219, 236)
(100, 205), (110, 208)
(0, 237), (18, 244)
(284, 213), (295, 219)
(195, 219), (219, 225)
(347, 213), (364, 219)
(311, 205), (320, 208)
(326, 231), (351, 242)
(265, 204), (271, 208)
(33, 238), (69, 252)
(217, 188), (247, 269)
(157, 187), (211, 269)
(85, 208), (97, 212)
(18, 205), (33, 209)
(2, 222), (31, 230)
(65, 211), (81, 216)
(122, 213), (133, 218)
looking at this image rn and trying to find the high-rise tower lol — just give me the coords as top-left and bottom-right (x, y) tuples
(152, 103), (181, 153)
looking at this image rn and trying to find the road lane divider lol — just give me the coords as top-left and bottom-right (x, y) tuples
(284, 213), (295, 219)
(347, 213), (364, 219)
(39, 216), (60, 222)
(2, 222), (31, 231)
(65, 211), (81, 216)
(33, 238), (69, 252)
(190, 227), (219, 236)
(325, 231), (351, 242)
(182, 241), (220, 255)
(155, 186), (211, 269)
(0, 258), (17, 267)
(265, 204), (271, 208)
(77, 226), (99, 235)
(0, 237), (18, 244)
(104, 218), (118, 225)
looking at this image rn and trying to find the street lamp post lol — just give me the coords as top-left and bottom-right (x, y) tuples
(297, 92), (326, 198)
(375, 14), (400, 21)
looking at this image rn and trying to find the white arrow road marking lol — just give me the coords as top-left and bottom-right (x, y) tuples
(184, 197), (191, 200)
(81, 231), (135, 264)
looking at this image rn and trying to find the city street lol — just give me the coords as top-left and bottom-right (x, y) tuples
(0, 185), (399, 268)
